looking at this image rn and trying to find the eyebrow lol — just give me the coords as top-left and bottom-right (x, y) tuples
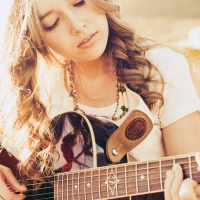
(39, 10), (54, 21)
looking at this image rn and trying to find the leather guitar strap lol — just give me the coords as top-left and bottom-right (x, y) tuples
(106, 110), (153, 163)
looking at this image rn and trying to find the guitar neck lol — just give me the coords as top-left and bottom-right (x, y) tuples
(54, 153), (200, 200)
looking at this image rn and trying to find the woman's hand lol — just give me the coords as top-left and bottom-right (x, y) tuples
(0, 165), (27, 200)
(165, 152), (200, 200)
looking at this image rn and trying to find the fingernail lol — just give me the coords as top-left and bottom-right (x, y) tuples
(166, 170), (172, 176)
(195, 152), (200, 160)
(172, 163), (180, 171)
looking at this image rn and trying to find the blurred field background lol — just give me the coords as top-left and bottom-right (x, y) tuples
(119, 0), (200, 96)
(119, 0), (200, 50)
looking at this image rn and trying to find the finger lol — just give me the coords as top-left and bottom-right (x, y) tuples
(195, 185), (200, 196)
(195, 152), (200, 166)
(179, 178), (198, 200)
(0, 165), (27, 192)
(164, 164), (183, 200)
(0, 172), (26, 200)
(170, 164), (183, 200)
(164, 170), (174, 200)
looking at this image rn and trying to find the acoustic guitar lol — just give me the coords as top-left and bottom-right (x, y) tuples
(0, 112), (199, 199)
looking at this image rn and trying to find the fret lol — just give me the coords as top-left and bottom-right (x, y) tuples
(137, 162), (148, 193)
(125, 163), (136, 195)
(115, 165), (119, 197)
(125, 164), (128, 196)
(61, 174), (63, 200)
(84, 170), (86, 200)
(149, 160), (161, 192)
(92, 167), (100, 199)
(191, 155), (200, 183)
(99, 167), (107, 199)
(78, 170), (85, 200)
(62, 173), (69, 199)
(66, 173), (69, 200)
(135, 163), (138, 194)
(78, 172), (80, 199)
(116, 165), (127, 197)
(147, 161), (150, 192)
(173, 156), (175, 165)
(189, 155), (192, 179)
(57, 174), (60, 199)
(67, 172), (73, 199)
(72, 171), (79, 200)
(98, 168), (101, 199)
(72, 172), (74, 200)
(161, 157), (173, 189)
(85, 169), (92, 200)
(54, 174), (62, 200)
(90, 170), (94, 200)
(159, 159), (163, 190)
(106, 167), (109, 198)
(175, 156), (191, 179)
(54, 175), (57, 199)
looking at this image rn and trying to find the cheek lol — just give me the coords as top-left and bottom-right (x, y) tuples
(43, 33), (72, 57)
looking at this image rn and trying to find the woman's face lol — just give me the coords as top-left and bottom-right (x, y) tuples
(35, 0), (109, 63)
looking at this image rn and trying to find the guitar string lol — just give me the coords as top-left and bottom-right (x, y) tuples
(24, 174), (200, 199)
(23, 173), (200, 199)
(25, 171), (200, 194)
(20, 162), (200, 198)
(18, 158), (198, 187)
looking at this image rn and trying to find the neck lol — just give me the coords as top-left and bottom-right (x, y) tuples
(73, 58), (113, 80)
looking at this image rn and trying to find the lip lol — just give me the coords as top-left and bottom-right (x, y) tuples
(77, 32), (97, 48)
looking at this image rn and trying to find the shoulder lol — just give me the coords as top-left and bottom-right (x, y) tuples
(145, 47), (200, 127)
(145, 46), (188, 71)
(145, 46), (185, 63)
(145, 46), (189, 82)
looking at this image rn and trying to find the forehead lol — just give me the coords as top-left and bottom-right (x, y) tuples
(34, 0), (65, 16)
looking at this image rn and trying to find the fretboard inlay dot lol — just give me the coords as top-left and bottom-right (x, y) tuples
(87, 183), (91, 187)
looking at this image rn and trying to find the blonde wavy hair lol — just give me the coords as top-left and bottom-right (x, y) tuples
(0, 0), (164, 181)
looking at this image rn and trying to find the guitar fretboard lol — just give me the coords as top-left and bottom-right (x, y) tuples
(54, 153), (200, 200)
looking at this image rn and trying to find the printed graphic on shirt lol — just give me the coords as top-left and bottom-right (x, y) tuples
(51, 112), (127, 173)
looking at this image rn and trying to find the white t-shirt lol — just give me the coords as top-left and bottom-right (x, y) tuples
(37, 46), (200, 163)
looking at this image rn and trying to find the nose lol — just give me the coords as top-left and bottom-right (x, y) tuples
(67, 11), (86, 35)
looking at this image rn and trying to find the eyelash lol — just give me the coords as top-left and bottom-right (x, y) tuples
(44, 0), (85, 32)
(45, 18), (59, 32)
(74, 0), (85, 7)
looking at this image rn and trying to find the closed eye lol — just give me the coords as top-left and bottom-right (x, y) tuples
(44, 18), (59, 32)
(74, 0), (85, 7)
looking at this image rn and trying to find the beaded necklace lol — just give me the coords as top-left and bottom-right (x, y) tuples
(65, 62), (129, 121)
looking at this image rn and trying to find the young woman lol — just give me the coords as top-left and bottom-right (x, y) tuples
(0, 0), (200, 199)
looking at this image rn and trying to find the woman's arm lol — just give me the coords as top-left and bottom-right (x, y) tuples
(163, 111), (200, 156)
(0, 165), (26, 200)
(163, 111), (200, 199)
